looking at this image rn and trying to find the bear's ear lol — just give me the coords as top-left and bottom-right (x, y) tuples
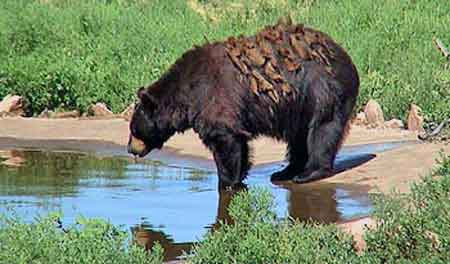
(137, 86), (157, 108)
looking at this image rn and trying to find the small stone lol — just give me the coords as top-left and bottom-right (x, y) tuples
(364, 99), (384, 127)
(384, 119), (404, 129)
(407, 104), (424, 132)
(425, 230), (441, 249)
(337, 217), (375, 253)
(39, 109), (80, 119)
(0, 150), (25, 167)
(52, 110), (80, 119)
(353, 112), (367, 126)
(87, 103), (114, 118)
(38, 108), (50, 118)
(0, 94), (24, 117)
(2, 156), (25, 167)
(121, 103), (135, 121)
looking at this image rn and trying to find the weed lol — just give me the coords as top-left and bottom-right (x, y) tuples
(0, 212), (163, 264)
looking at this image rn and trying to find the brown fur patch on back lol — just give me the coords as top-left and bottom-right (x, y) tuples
(224, 20), (337, 103)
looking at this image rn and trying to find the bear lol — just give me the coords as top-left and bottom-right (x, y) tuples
(127, 19), (359, 189)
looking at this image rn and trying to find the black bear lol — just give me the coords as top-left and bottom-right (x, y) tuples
(128, 20), (359, 189)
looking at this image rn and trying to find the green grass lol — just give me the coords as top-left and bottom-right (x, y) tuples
(0, 212), (163, 264)
(0, 0), (449, 121)
(188, 187), (359, 264)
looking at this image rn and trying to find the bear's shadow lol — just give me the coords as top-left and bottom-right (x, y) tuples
(333, 152), (376, 174)
(252, 152), (376, 185)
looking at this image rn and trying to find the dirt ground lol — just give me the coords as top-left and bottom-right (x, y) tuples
(0, 117), (448, 194)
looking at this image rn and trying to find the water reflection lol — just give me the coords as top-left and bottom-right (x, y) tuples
(132, 224), (192, 260)
(126, 183), (371, 261)
(0, 149), (375, 261)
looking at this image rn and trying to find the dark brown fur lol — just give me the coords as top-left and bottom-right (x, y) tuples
(128, 20), (359, 188)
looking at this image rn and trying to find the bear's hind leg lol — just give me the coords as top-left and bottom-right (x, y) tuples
(271, 133), (308, 181)
(208, 134), (251, 189)
(293, 112), (345, 184)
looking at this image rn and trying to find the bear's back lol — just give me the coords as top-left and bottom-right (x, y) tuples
(223, 22), (356, 104)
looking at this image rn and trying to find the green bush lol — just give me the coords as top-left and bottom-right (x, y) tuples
(189, 154), (450, 264)
(188, 187), (358, 264)
(362, 152), (450, 263)
(0, 0), (449, 121)
(0, 213), (163, 264)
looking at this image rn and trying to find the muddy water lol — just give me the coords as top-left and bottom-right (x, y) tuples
(0, 141), (410, 260)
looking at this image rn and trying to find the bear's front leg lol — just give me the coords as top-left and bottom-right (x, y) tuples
(208, 134), (250, 190)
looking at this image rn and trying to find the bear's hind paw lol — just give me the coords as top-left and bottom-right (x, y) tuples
(292, 168), (333, 184)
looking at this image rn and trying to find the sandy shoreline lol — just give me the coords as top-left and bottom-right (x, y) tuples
(0, 117), (418, 161)
(0, 117), (448, 193)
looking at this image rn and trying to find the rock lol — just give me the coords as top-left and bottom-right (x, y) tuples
(407, 104), (424, 132)
(364, 99), (384, 127)
(87, 103), (114, 118)
(425, 230), (441, 249)
(384, 119), (404, 129)
(337, 216), (376, 253)
(38, 109), (50, 118)
(0, 150), (25, 167)
(52, 110), (80, 119)
(352, 112), (367, 126)
(121, 103), (135, 121)
(0, 94), (24, 117)
(2, 156), (25, 167)
(38, 109), (80, 119)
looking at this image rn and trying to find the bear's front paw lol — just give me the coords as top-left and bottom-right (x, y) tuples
(270, 166), (299, 182)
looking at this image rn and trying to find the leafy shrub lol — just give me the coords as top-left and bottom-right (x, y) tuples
(362, 152), (450, 263)
(188, 187), (358, 264)
(189, 154), (450, 264)
(0, 213), (163, 264)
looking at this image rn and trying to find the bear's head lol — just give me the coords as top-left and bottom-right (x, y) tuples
(127, 87), (169, 157)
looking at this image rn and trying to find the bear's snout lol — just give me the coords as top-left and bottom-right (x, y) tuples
(127, 135), (149, 157)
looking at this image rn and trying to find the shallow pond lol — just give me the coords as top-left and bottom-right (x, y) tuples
(0, 141), (410, 260)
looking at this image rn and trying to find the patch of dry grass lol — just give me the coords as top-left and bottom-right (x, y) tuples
(187, 0), (288, 23)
